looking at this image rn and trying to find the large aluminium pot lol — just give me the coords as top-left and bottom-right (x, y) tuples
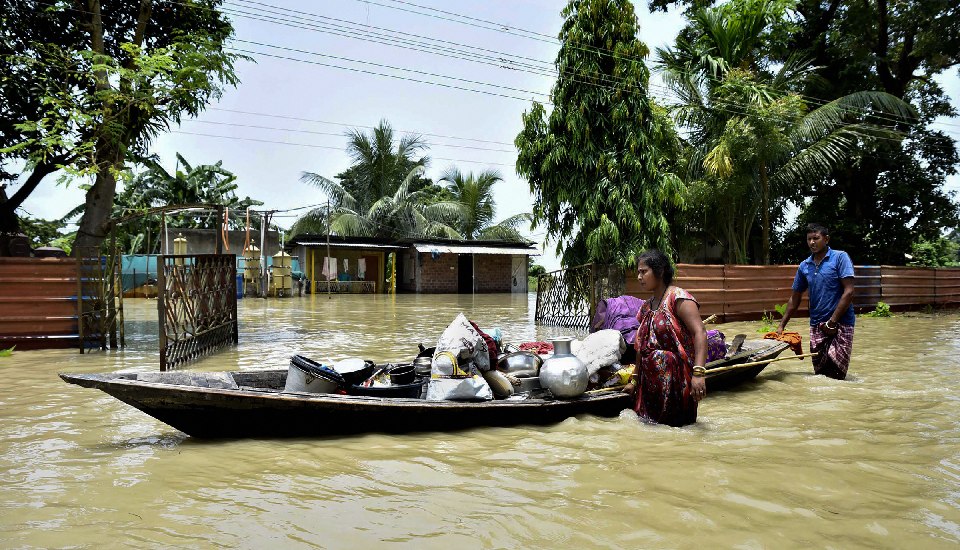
(538, 337), (588, 399)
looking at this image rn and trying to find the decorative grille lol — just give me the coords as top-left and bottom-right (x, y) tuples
(157, 254), (238, 371)
(535, 263), (625, 330)
(76, 246), (124, 352)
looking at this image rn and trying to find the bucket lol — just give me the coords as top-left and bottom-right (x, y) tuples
(284, 355), (344, 393)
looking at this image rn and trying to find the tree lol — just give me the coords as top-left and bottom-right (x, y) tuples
(658, 0), (913, 263)
(650, 0), (960, 264)
(106, 153), (262, 253)
(295, 120), (463, 240)
(515, 0), (685, 269)
(290, 168), (460, 240)
(0, 1), (242, 253)
(436, 167), (531, 242)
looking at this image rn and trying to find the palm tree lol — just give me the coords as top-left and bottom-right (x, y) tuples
(435, 167), (531, 242)
(657, 0), (913, 263)
(290, 167), (460, 240)
(295, 119), (450, 239)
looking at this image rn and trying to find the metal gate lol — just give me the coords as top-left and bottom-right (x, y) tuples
(535, 263), (625, 330)
(157, 254), (238, 371)
(76, 245), (124, 352)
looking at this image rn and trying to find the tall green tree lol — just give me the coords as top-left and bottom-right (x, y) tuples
(0, 0), (242, 253)
(659, 0), (913, 264)
(515, 0), (685, 268)
(436, 167), (531, 242)
(650, 0), (960, 264)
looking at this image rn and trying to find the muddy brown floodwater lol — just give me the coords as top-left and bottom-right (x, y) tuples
(2, 294), (959, 548)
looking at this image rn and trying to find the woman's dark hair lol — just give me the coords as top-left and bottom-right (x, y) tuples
(637, 250), (674, 286)
(806, 223), (830, 236)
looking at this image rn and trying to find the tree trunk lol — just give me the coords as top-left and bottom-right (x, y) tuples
(73, 143), (122, 255)
(760, 160), (770, 265)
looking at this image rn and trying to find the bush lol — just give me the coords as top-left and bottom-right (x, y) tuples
(864, 301), (892, 318)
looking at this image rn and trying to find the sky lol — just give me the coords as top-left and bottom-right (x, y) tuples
(17, 0), (960, 270)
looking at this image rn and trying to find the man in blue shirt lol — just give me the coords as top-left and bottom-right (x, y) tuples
(776, 223), (856, 379)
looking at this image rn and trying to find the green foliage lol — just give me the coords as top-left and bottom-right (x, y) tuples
(0, 346), (14, 357)
(515, 0), (685, 269)
(0, 1), (244, 248)
(772, 0), (960, 265)
(865, 301), (892, 318)
(774, 302), (787, 317)
(756, 302), (787, 332)
(527, 276), (539, 292)
(434, 168), (531, 242)
(75, 153), (262, 254)
(659, 0), (914, 265)
(294, 120), (526, 243)
(294, 120), (462, 240)
(907, 237), (960, 267)
(756, 311), (777, 333)
(528, 264), (547, 278)
(18, 216), (66, 248)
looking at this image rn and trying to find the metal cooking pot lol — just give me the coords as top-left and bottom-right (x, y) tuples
(496, 351), (543, 378)
(413, 356), (433, 377)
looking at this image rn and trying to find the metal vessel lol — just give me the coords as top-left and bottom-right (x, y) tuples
(539, 337), (589, 398)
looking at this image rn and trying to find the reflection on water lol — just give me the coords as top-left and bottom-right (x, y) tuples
(2, 294), (959, 548)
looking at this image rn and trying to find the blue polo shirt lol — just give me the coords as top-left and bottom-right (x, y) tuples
(792, 247), (856, 326)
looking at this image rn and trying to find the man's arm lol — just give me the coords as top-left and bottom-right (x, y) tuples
(777, 290), (804, 335)
(828, 277), (855, 326)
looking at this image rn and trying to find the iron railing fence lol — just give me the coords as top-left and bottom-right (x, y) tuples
(535, 263), (625, 330)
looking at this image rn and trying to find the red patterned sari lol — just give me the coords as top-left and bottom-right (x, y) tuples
(633, 287), (699, 426)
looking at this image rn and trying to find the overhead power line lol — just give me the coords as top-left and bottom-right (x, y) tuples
(171, 130), (516, 167)
(208, 107), (515, 146)
(183, 120), (516, 153)
(341, 0), (960, 132)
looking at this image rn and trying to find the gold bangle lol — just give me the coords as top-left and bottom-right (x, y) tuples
(692, 365), (706, 377)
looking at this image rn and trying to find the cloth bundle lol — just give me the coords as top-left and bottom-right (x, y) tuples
(571, 329), (626, 376)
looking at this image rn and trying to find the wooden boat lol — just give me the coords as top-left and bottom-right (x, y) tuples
(59, 340), (790, 439)
(704, 340), (791, 390)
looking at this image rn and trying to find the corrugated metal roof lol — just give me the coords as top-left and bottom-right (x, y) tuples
(294, 242), (403, 249)
(413, 243), (539, 256)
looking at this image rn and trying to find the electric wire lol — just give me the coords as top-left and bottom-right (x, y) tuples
(345, 0), (960, 131)
(171, 130), (515, 167)
(182, 120), (516, 153)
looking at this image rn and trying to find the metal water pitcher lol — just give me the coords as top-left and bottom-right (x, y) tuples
(539, 337), (588, 398)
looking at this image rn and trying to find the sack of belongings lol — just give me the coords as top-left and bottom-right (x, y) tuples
(425, 313), (493, 401)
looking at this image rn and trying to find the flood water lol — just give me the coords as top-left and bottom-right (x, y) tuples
(2, 293), (959, 548)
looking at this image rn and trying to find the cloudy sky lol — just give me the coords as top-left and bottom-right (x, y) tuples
(18, 0), (960, 269)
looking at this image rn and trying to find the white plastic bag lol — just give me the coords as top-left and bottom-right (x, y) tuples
(426, 313), (493, 401)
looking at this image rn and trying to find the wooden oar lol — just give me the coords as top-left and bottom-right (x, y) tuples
(694, 352), (819, 377)
(702, 314), (718, 324)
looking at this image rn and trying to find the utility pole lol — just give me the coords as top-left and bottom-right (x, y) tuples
(326, 199), (332, 300)
(260, 210), (270, 298)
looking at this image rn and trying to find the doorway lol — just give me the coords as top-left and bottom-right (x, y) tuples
(457, 254), (474, 293)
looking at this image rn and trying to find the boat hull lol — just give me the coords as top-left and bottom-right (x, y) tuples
(60, 371), (633, 439)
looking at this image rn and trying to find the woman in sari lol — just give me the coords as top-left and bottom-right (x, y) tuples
(623, 250), (708, 426)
